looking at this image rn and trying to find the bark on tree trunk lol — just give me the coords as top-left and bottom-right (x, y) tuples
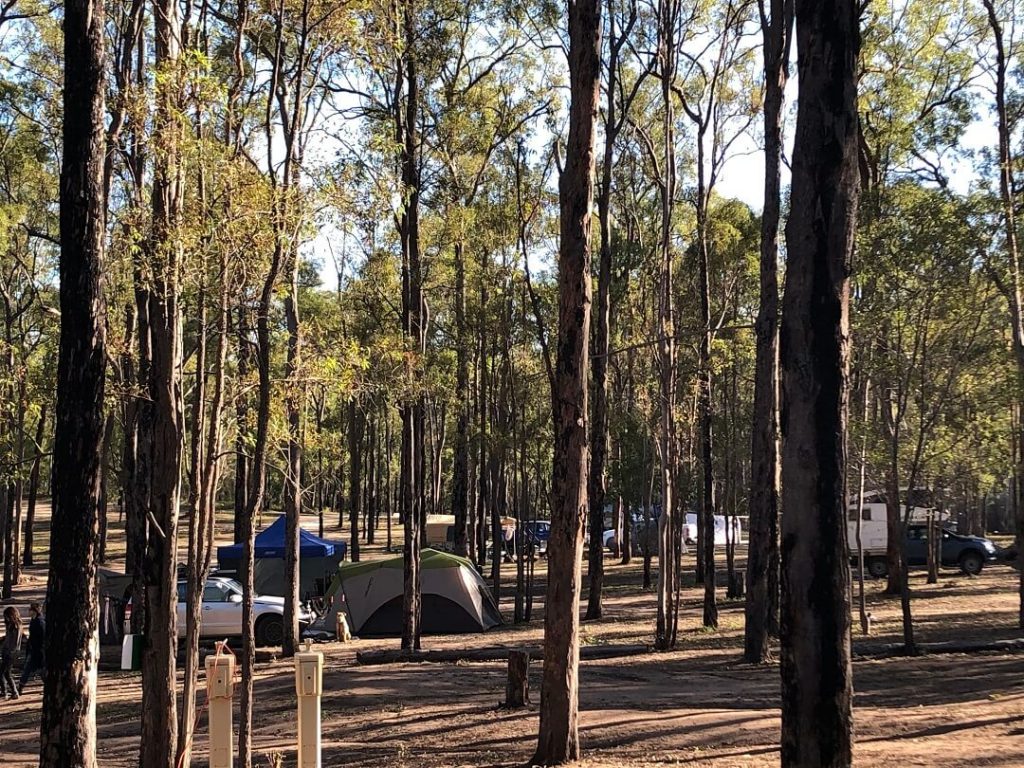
(698, 221), (717, 628)
(744, 0), (791, 664)
(854, 374), (870, 635)
(239, 244), (281, 767)
(643, 437), (653, 590)
(139, 2), (185, 763)
(39, 0), (106, 761)
(233, 307), (250, 545)
(779, 1), (859, 764)
(884, 458), (902, 595)
(128, 289), (151, 638)
(532, 0), (600, 761)
(178, 246), (229, 768)
(654, 0), (679, 651)
(283, 240), (304, 659)
(452, 241), (470, 557)
(98, 415), (115, 564)
(399, 0), (423, 651)
(586, 0), (631, 621)
(23, 404), (46, 568)
(349, 400), (363, 562)
(477, 282), (490, 572)
(983, 0), (1024, 631)
(505, 650), (531, 708)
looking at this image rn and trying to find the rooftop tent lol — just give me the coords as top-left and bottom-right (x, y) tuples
(217, 516), (347, 599)
(324, 548), (502, 637)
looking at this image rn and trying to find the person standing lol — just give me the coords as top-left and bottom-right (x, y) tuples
(1, 606), (24, 699)
(19, 602), (45, 694)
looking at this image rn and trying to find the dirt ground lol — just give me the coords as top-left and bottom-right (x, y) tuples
(2, 504), (1023, 767)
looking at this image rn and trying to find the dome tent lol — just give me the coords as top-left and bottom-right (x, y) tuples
(325, 549), (502, 637)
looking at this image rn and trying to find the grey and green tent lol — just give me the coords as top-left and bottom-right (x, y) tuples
(324, 549), (502, 637)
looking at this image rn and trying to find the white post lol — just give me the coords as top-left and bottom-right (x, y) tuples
(205, 651), (236, 768)
(295, 642), (324, 768)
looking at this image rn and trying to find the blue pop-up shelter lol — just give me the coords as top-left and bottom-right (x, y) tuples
(217, 515), (347, 599)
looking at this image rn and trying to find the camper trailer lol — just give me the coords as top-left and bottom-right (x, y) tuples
(682, 513), (743, 546)
(424, 514), (517, 553)
(846, 489), (948, 577)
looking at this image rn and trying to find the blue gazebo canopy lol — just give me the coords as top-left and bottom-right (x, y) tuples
(217, 515), (343, 562)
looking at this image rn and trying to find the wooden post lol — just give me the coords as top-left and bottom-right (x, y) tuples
(505, 650), (530, 708)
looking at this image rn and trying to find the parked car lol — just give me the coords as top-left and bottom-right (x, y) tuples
(849, 515), (999, 577)
(903, 525), (999, 576)
(523, 521), (550, 555)
(123, 575), (312, 647)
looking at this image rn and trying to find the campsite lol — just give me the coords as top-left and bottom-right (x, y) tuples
(5, 0), (1024, 766)
(2, 503), (1023, 767)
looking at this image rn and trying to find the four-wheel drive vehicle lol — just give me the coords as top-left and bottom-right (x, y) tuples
(903, 525), (999, 575)
(848, 514), (999, 577)
(522, 521), (550, 554)
(123, 576), (312, 647)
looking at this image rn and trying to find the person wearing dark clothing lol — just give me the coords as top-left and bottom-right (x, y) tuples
(18, 602), (44, 694)
(1, 606), (23, 700)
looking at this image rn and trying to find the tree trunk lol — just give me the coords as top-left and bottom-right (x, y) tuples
(854, 375), (870, 635)
(283, 238), (304, 659)
(178, 246), (229, 768)
(884, 451), (902, 595)
(399, 0), (423, 651)
(983, 0), (1024, 631)
(926, 511), (938, 584)
(39, 0), (106, 761)
(654, 0), (679, 651)
(239, 241), (281, 767)
(349, 400), (363, 562)
(744, 0), (791, 663)
(366, 411), (377, 544)
(586, 0), (627, 622)
(453, 243), (470, 557)
(386, 412), (393, 552)
(98, 413), (115, 564)
(643, 437), (653, 590)
(11, 388), (26, 582)
(779, 1), (859, 764)
(0, 488), (8, 598)
(23, 404), (46, 568)
(477, 282), (490, 571)
(698, 218), (717, 628)
(233, 307), (250, 544)
(139, 2), (185, 764)
(505, 650), (531, 708)
(128, 290), (151, 638)
(532, 0), (600, 761)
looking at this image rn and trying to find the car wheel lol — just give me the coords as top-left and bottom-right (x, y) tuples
(255, 615), (285, 647)
(959, 551), (984, 576)
(867, 557), (888, 579)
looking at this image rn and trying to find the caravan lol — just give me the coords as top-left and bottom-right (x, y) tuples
(847, 490), (997, 577)
(682, 513), (742, 546)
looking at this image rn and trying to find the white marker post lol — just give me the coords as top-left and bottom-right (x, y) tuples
(295, 642), (324, 768)
(205, 647), (236, 768)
